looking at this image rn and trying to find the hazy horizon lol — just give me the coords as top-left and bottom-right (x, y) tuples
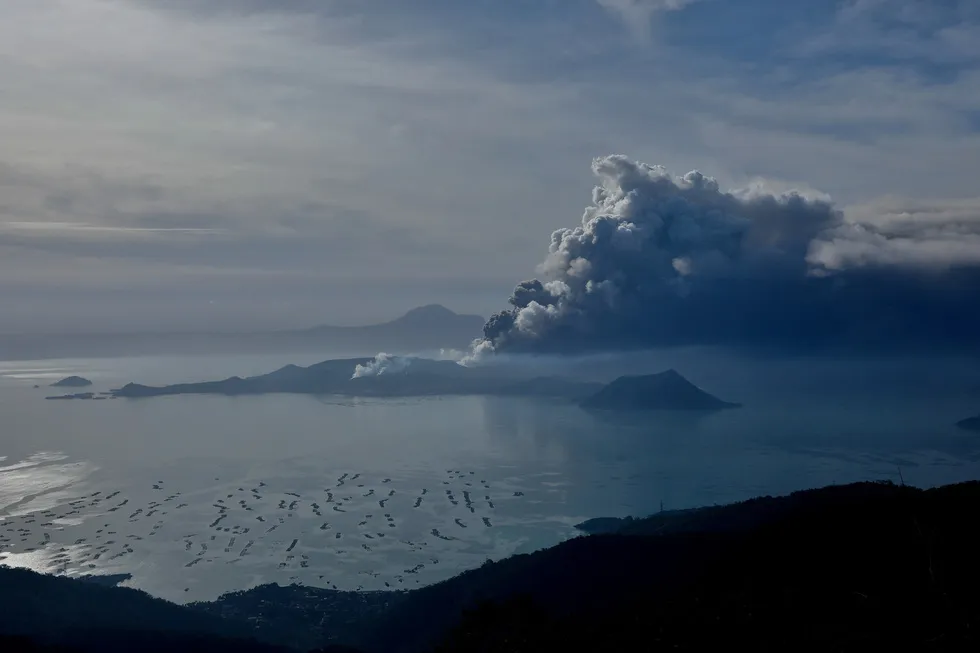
(0, 302), (488, 337)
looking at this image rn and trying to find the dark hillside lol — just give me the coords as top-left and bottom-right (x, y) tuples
(0, 567), (286, 653)
(6, 481), (980, 652)
(427, 481), (980, 652)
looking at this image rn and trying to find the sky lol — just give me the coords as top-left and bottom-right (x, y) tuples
(2, 0), (979, 334)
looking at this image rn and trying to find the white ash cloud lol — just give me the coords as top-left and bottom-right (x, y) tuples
(352, 353), (413, 378)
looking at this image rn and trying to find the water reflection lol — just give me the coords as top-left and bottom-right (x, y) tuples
(479, 395), (980, 515)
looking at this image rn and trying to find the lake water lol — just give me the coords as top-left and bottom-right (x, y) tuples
(1, 353), (979, 603)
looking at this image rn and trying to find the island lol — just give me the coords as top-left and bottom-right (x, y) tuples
(957, 414), (980, 431)
(107, 356), (739, 411)
(105, 355), (739, 412)
(579, 369), (739, 411)
(110, 357), (605, 401)
(50, 375), (93, 388)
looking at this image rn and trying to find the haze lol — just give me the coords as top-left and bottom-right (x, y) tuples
(3, 0), (979, 340)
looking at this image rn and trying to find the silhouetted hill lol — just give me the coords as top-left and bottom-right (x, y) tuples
(296, 305), (484, 351)
(189, 584), (400, 651)
(50, 376), (92, 388)
(576, 482), (908, 536)
(957, 414), (980, 431)
(0, 567), (286, 653)
(580, 369), (739, 410)
(370, 481), (980, 652)
(188, 480), (980, 652)
(9, 481), (980, 652)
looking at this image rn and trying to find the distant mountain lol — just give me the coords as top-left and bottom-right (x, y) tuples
(0, 305), (485, 361)
(957, 415), (980, 431)
(580, 369), (739, 411)
(51, 376), (93, 388)
(295, 305), (485, 351)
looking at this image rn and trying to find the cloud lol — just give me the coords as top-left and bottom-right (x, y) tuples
(808, 196), (980, 271)
(597, 0), (705, 41)
(473, 155), (980, 356)
(799, 0), (980, 66)
(0, 0), (603, 331)
(1, 0), (979, 335)
(0, 222), (221, 236)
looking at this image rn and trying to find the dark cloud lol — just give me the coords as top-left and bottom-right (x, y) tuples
(472, 155), (980, 357)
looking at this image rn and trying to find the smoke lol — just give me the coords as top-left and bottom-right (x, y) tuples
(352, 353), (412, 378)
(472, 155), (980, 357)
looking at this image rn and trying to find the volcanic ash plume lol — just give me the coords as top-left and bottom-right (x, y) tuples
(469, 155), (980, 356)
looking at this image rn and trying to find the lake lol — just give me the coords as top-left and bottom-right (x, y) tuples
(1, 353), (979, 603)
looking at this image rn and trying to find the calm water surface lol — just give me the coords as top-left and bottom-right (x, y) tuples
(1, 353), (978, 602)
